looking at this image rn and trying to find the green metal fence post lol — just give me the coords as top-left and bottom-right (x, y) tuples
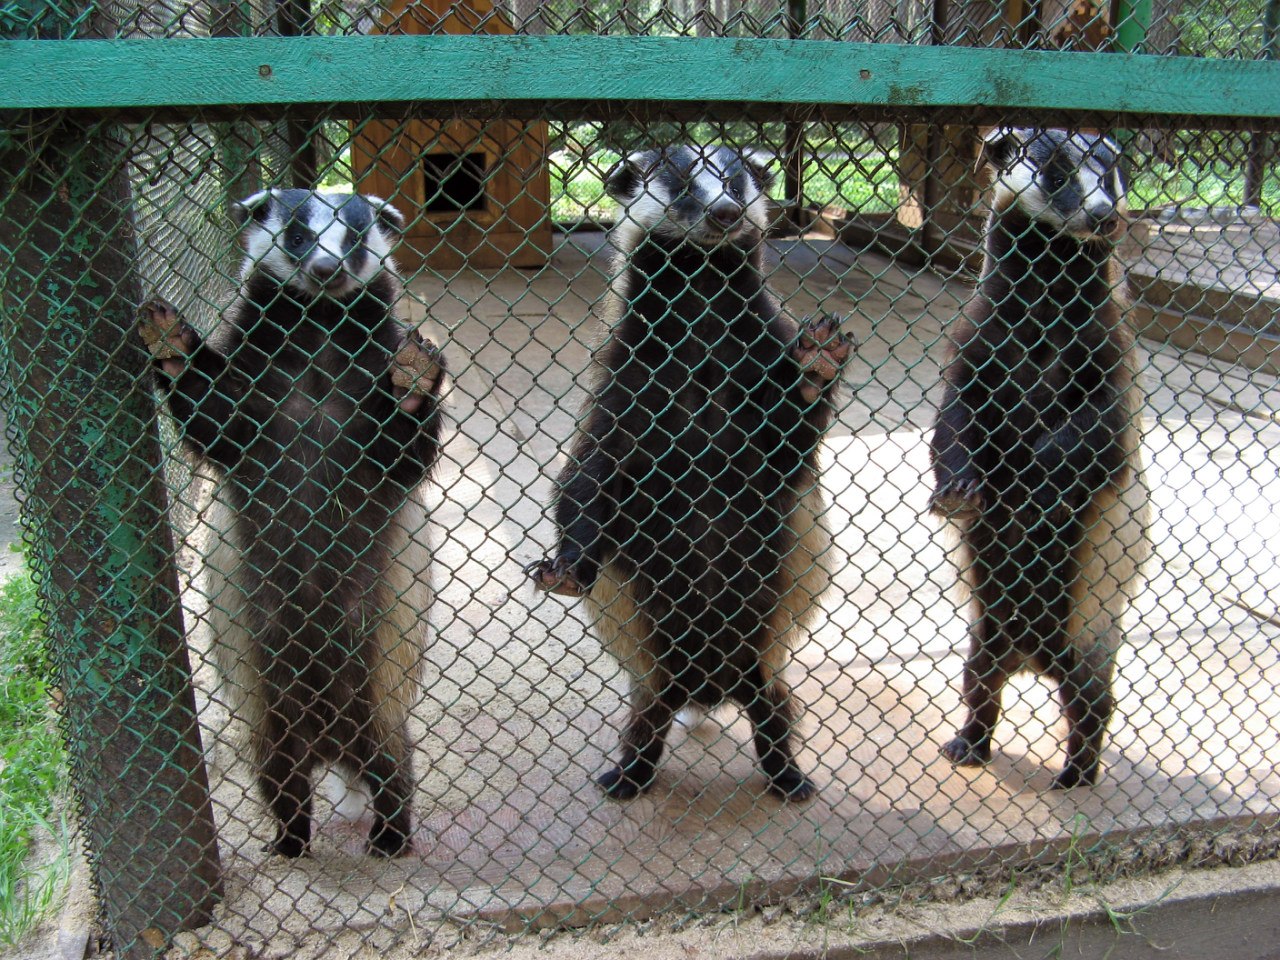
(1113, 0), (1151, 54)
(0, 117), (222, 958)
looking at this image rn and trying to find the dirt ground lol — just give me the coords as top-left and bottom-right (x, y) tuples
(15, 229), (1280, 958)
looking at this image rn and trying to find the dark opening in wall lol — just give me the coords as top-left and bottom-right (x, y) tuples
(422, 151), (489, 213)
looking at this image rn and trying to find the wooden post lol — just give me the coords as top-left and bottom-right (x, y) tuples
(1244, 0), (1280, 208)
(0, 118), (222, 959)
(276, 0), (318, 186)
(212, 0), (263, 203)
(918, 0), (950, 260)
(781, 0), (807, 230)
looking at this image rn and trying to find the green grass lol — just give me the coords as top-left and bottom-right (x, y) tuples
(549, 149), (621, 221)
(1130, 159), (1280, 215)
(0, 556), (71, 946)
(801, 153), (899, 213)
(548, 147), (900, 223)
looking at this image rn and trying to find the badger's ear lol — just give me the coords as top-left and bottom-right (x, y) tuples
(231, 189), (274, 229)
(605, 150), (656, 202)
(743, 151), (776, 191)
(365, 194), (406, 236)
(975, 127), (1029, 174)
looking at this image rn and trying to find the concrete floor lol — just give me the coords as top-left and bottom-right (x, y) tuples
(168, 231), (1280, 951)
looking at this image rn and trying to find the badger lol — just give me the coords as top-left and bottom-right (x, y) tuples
(929, 128), (1151, 789)
(138, 188), (446, 857)
(527, 145), (852, 801)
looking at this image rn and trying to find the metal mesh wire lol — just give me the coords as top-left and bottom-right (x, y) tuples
(10, 0), (1276, 52)
(2, 2), (1280, 958)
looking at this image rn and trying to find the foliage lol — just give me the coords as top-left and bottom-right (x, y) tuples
(0, 557), (71, 947)
(1130, 155), (1280, 214)
(1172, 0), (1271, 58)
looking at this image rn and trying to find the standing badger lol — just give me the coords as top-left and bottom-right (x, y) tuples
(527, 145), (852, 801)
(930, 129), (1151, 788)
(139, 189), (446, 856)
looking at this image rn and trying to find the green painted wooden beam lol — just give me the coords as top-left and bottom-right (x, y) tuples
(1, 35), (1280, 116)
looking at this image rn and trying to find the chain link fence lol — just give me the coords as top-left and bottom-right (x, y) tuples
(2, 2), (1280, 957)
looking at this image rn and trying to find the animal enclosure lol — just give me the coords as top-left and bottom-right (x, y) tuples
(2, 2), (1280, 958)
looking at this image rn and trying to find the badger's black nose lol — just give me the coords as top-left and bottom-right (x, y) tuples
(707, 201), (743, 230)
(1086, 212), (1120, 235)
(1082, 204), (1120, 235)
(307, 256), (342, 283)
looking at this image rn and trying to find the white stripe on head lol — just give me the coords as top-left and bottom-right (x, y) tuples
(1101, 139), (1128, 213)
(351, 194), (401, 279)
(1076, 162), (1113, 221)
(616, 150), (669, 240)
(312, 196), (347, 262)
(693, 155), (729, 205)
(992, 146), (1055, 223)
(239, 192), (293, 284)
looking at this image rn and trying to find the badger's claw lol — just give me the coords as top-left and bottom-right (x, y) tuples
(929, 479), (984, 518)
(138, 299), (199, 377)
(1051, 763), (1099, 790)
(367, 820), (413, 858)
(391, 332), (444, 413)
(524, 557), (588, 597)
(767, 766), (817, 802)
(940, 735), (991, 767)
(793, 313), (854, 404)
(595, 763), (650, 800)
(265, 832), (309, 859)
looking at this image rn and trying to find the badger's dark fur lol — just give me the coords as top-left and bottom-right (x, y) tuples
(140, 189), (446, 856)
(929, 129), (1150, 789)
(528, 145), (852, 801)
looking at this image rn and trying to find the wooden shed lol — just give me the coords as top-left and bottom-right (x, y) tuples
(349, 0), (553, 272)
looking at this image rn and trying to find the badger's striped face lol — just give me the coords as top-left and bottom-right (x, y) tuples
(983, 128), (1128, 239)
(234, 189), (405, 298)
(605, 145), (773, 247)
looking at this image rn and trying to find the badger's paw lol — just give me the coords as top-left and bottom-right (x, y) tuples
(266, 831), (309, 860)
(138, 299), (200, 378)
(792, 313), (854, 404)
(1051, 763), (1100, 791)
(1027, 483), (1076, 528)
(391, 331), (445, 414)
(940, 735), (992, 767)
(767, 766), (816, 802)
(929, 479), (984, 519)
(524, 556), (589, 598)
(367, 820), (414, 858)
(595, 763), (652, 800)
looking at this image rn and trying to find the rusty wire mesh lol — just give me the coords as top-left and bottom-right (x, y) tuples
(2, 2), (1280, 958)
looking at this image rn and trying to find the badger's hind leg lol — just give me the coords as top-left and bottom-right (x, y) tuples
(941, 604), (1015, 768)
(1051, 658), (1114, 789)
(259, 711), (316, 858)
(597, 683), (679, 800)
(1049, 483), (1146, 789)
(744, 667), (813, 801)
(351, 721), (414, 857)
(348, 586), (421, 857)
